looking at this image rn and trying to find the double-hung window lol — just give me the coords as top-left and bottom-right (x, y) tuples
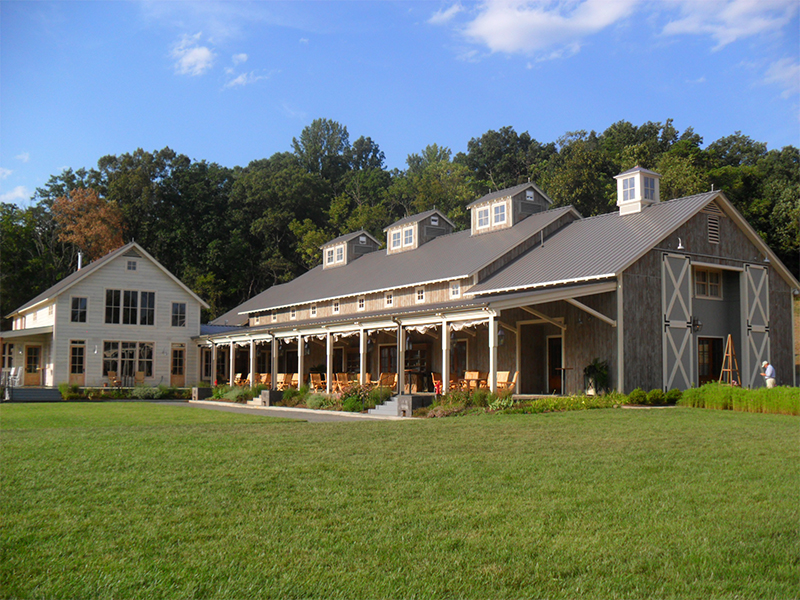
(403, 227), (414, 247)
(643, 177), (655, 200)
(493, 203), (506, 225)
(326, 249), (334, 265)
(105, 290), (121, 324)
(391, 230), (401, 249)
(416, 287), (425, 304)
(71, 297), (87, 323)
(477, 207), (490, 229)
(335, 246), (344, 263)
(139, 292), (155, 325)
(450, 281), (461, 298)
(623, 177), (635, 201)
(122, 291), (138, 325)
(172, 302), (186, 327)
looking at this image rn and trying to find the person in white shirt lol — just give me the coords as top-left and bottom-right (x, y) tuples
(760, 360), (776, 389)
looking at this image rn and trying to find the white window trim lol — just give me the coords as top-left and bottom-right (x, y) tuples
(359, 235), (367, 245)
(335, 245), (344, 264)
(127, 260), (137, 271)
(385, 292), (393, 307)
(476, 206), (490, 229)
(450, 281), (461, 299)
(333, 300), (340, 314)
(623, 177), (635, 202)
(357, 297), (365, 312)
(431, 215), (439, 226)
(271, 311), (277, 323)
(492, 201), (507, 226)
(415, 287), (425, 304)
(326, 249), (334, 265)
(290, 307), (297, 320)
(311, 304), (317, 318)
(403, 226), (414, 247)
(391, 230), (402, 249)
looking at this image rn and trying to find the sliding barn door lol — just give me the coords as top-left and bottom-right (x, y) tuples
(743, 265), (770, 388)
(662, 254), (693, 391)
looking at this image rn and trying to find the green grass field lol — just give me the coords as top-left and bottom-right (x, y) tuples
(1, 403), (798, 599)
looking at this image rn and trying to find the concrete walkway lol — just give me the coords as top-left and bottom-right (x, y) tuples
(157, 400), (407, 423)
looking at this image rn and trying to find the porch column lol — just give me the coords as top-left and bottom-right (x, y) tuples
(249, 338), (255, 388)
(228, 342), (235, 386)
(297, 334), (304, 389)
(211, 343), (217, 386)
(441, 318), (450, 394)
(616, 274), (625, 393)
(271, 337), (278, 391)
(326, 331), (333, 394)
(488, 313), (498, 393)
(397, 324), (406, 394)
(359, 328), (367, 386)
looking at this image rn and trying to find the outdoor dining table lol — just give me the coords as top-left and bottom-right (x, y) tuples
(460, 373), (487, 391)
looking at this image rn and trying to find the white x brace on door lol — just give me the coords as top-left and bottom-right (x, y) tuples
(662, 254), (693, 391)
(743, 264), (770, 388)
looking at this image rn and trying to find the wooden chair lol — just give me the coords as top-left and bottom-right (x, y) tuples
(309, 373), (325, 392)
(334, 373), (350, 393)
(134, 371), (145, 386)
(233, 373), (244, 386)
(107, 371), (121, 387)
(431, 372), (443, 395)
(463, 371), (481, 391)
(260, 373), (270, 386)
(290, 373), (299, 388)
(275, 373), (290, 391)
(449, 373), (460, 392)
(478, 371), (489, 390)
(252, 373), (260, 386)
(378, 372), (397, 391)
(497, 371), (517, 392)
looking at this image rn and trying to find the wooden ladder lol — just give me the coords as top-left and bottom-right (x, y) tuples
(718, 334), (741, 386)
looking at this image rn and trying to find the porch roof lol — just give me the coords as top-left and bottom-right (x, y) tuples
(0, 326), (54, 339)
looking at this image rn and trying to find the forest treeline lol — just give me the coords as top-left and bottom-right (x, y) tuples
(2, 118), (798, 326)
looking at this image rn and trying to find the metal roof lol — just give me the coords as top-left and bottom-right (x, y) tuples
(383, 208), (454, 231)
(209, 205), (577, 323)
(320, 229), (381, 249)
(467, 181), (553, 208)
(469, 192), (720, 295)
(615, 166), (660, 178)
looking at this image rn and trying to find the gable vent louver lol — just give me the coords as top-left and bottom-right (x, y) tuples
(708, 215), (720, 244)
(124, 248), (142, 258)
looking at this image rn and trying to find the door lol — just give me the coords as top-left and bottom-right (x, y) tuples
(743, 265), (770, 388)
(171, 343), (185, 387)
(662, 254), (693, 390)
(69, 341), (86, 387)
(24, 345), (42, 386)
(547, 337), (562, 394)
(697, 337), (723, 385)
(450, 340), (467, 378)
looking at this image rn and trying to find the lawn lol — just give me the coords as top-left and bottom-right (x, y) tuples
(1, 403), (798, 599)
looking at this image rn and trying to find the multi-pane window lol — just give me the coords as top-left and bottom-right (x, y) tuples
(71, 297), (87, 323)
(171, 303), (186, 327)
(172, 344), (185, 376)
(326, 249), (334, 264)
(695, 268), (722, 299)
(138, 342), (153, 377)
(311, 304), (317, 317)
(290, 307), (297, 320)
(140, 292), (155, 325)
(103, 341), (153, 378)
(105, 290), (121, 324)
(450, 281), (461, 298)
(70, 341), (85, 375)
(103, 341), (119, 376)
(202, 348), (213, 380)
(477, 207), (490, 228)
(122, 290), (138, 325)
(271, 311), (277, 322)
(335, 246), (344, 263)
(493, 203), (506, 225)
(357, 297), (365, 311)
(403, 227), (413, 247)
(643, 177), (655, 200)
(1, 343), (13, 369)
(391, 230), (401, 249)
(127, 260), (137, 271)
(385, 292), (393, 307)
(622, 177), (635, 201)
(416, 287), (425, 304)
(333, 300), (340, 314)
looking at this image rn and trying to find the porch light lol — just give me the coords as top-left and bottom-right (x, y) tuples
(406, 335), (413, 350)
(497, 328), (505, 346)
(367, 338), (375, 353)
(304, 341), (311, 356)
(692, 317), (703, 333)
(677, 238), (685, 251)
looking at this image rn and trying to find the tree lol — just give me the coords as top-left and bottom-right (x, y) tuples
(51, 188), (124, 261)
(292, 118), (351, 184)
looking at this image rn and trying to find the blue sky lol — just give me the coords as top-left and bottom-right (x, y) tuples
(2, 0), (798, 205)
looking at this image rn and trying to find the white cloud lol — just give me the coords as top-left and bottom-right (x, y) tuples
(223, 70), (277, 89)
(462, 0), (640, 57)
(299, 38), (309, 44)
(171, 33), (215, 76)
(662, 0), (798, 49)
(0, 167), (12, 179)
(232, 53), (248, 65)
(15, 152), (30, 163)
(429, 3), (464, 25)
(0, 186), (31, 203)
(764, 57), (800, 98)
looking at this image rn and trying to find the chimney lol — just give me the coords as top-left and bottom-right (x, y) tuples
(614, 166), (661, 215)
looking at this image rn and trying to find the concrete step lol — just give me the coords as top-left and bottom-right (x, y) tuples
(5, 387), (63, 402)
(368, 397), (400, 416)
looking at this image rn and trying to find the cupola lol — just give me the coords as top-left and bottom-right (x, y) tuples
(320, 230), (380, 269)
(614, 166), (661, 215)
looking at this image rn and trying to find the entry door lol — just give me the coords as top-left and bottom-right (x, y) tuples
(69, 341), (86, 387)
(743, 265), (770, 388)
(24, 345), (42, 386)
(547, 337), (562, 394)
(662, 254), (693, 390)
(171, 344), (185, 387)
(698, 338), (723, 385)
(450, 340), (467, 378)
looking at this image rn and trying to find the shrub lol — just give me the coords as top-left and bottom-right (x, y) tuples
(471, 389), (492, 408)
(665, 388), (682, 404)
(488, 395), (515, 411)
(646, 389), (665, 406)
(212, 385), (231, 399)
(678, 382), (799, 415)
(368, 386), (392, 408)
(628, 388), (647, 405)
(342, 396), (363, 412)
(281, 387), (302, 407)
(131, 385), (158, 399)
(306, 394), (328, 410)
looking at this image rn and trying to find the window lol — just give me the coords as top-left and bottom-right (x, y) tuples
(380, 345), (398, 374)
(526, 190), (534, 201)
(622, 177), (635, 201)
(708, 215), (720, 244)
(311, 304), (317, 318)
(271, 311), (277, 322)
(127, 260), (137, 271)
(493, 202), (507, 225)
(477, 207), (490, 228)
(171, 302), (186, 327)
(416, 287), (425, 304)
(138, 292), (155, 325)
(359, 235), (367, 245)
(391, 230), (401, 249)
(403, 227), (413, 247)
(335, 245), (344, 263)
(290, 307), (297, 320)
(450, 281), (461, 298)
(2, 343), (13, 369)
(644, 177), (655, 200)
(333, 300), (340, 314)
(172, 344), (185, 376)
(357, 297), (365, 311)
(138, 342), (153, 377)
(431, 215), (439, 226)
(695, 268), (722, 299)
(70, 341), (85, 375)
(385, 292), (393, 307)
(105, 290), (121, 324)
(48, 305), (53, 316)
(326, 249), (334, 265)
(202, 348), (212, 380)
(71, 297), (87, 323)
(122, 290), (138, 325)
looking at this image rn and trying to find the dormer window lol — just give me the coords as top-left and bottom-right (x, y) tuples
(493, 203), (506, 225)
(335, 246), (344, 263)
(526, 190), (534, 201)
(431, 215), (439, 226)
(477, 207), (490, 229)
(271, 311), (277, 323)
(403, 227), (414, 247)
(391, 230), (401, 249)
(326, 249), (334, 265)
(644, 177), (655, 200)
(622, 177), (635, 202)
(359, 235), (366, 245)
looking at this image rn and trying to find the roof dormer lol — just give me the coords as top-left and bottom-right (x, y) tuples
(614, 166), (661, 215)
(384, 209), (454, 255)
(320, 230), (381, 269)
(467, 182), (552, 236)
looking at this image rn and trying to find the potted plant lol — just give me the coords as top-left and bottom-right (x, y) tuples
(583, 358), (609, 395)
